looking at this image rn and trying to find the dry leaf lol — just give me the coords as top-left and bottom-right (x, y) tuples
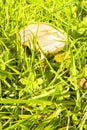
(79, 78), (87, 90)
(54, 53), (65, 63)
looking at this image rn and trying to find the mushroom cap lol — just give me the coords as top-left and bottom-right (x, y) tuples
(19, 23), (66, 54)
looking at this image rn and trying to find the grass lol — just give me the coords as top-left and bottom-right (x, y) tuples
(0, 0), (87, 129)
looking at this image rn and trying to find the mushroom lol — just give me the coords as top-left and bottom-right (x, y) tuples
(19, 23), (66, 58)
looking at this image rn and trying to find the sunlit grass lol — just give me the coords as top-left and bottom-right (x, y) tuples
(0, 0), (87, 129)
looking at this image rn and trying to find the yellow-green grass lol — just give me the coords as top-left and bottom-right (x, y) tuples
(0, 0), (87, 129)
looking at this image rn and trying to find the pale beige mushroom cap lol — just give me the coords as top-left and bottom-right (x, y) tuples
(19, 23), (66, 54)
